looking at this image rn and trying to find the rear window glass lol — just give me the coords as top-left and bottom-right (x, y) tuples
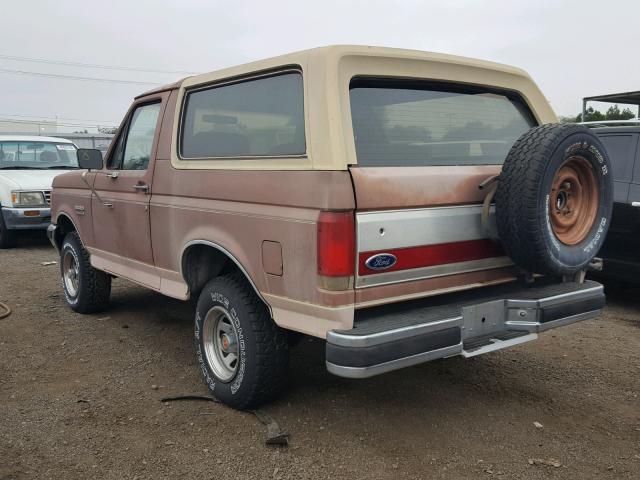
(180, 72), (305, 159)
(349, 79), (536, 167)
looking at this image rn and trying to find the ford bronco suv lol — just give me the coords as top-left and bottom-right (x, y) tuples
(48, 46), (613, 409)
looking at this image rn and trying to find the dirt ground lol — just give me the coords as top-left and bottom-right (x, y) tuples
(1, 234), (639, 480)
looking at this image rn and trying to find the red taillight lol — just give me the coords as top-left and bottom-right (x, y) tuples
(317, 211), (355, 277)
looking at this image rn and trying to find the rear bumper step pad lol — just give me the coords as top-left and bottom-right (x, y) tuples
(326, 280), (604, 378)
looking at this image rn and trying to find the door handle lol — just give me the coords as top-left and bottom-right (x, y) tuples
(133, 183), (150, 193)
(106, 171), (119, 179)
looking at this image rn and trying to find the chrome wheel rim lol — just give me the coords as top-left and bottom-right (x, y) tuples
(62, 250), (79, 297)
(202, 306), (239, 382)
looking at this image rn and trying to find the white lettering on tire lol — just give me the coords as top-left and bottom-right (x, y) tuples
(197, 292), (247, 395)
(545, 194), (561, 252)
(194, 311), (201, 340)
(211, 292), (229, 308)
(196, 343), (215, 392)
(229, 307), (245, 395)
(583, 217), (607, 254)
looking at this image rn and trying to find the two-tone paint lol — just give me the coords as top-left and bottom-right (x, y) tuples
(49, 45), (557, 339)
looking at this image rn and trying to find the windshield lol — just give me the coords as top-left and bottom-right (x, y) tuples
(349, 79), (536, 167)
(0, 141), (78, 169)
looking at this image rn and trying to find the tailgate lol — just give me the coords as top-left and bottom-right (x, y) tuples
(347, 77), (538, 301)
(351, 165), (512, 291)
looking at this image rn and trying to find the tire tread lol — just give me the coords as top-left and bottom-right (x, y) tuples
(0, 210), (17, 249)
(62, 232), (111, 313)
(199, 273), (289, 409)
(495, 123), (611, 275)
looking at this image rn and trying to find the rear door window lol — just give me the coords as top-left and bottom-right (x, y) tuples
(349, 79), (536, 167)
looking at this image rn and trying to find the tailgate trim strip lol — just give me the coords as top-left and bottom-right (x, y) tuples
(355, 205), (510, 289)
(357, 205), (494, 252)
(358, 239), (504, 276)
(356, 256), (512, 288)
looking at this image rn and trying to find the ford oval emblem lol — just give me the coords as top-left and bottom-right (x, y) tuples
(365, 253), (397, 271)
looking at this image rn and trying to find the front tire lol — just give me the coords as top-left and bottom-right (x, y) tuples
(195, 273), (289, 410)
(0, 211), (17, 249)
(60, 232), (111, 313)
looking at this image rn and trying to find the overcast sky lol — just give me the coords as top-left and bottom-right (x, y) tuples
(1, 0), (639, 132)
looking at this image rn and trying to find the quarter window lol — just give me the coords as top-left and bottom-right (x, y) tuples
(180, 72), (305, 159)
(109, 102), (161, 170)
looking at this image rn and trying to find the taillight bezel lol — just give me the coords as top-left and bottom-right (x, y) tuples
(317, 210), (356, 281)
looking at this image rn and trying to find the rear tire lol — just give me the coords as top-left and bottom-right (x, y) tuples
(0, 211), (17, 249)
(60, 232), (111, 313)
(496, 123), (613, 276)
(195, 273), (289, 410)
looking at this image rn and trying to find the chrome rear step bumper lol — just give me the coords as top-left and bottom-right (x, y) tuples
(326, 279), (604, 378)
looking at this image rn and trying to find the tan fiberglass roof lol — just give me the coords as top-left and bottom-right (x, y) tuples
(138, 45), (558, 170)
(140, 44), (535, 97)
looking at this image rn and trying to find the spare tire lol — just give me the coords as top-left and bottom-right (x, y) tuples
(495, 123), (613, 276)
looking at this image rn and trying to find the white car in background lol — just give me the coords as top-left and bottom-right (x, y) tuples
(0, 135), (78, 248)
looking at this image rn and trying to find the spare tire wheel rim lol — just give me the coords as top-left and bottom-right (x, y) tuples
(549, 155), (599, 245)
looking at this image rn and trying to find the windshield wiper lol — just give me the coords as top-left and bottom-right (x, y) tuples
(46, 166), (79, 170)
(0, 166), (42, 170)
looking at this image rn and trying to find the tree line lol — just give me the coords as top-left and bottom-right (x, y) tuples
(559, 104), (636, 123)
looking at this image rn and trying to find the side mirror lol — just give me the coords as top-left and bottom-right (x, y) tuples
(76, 149), (103, 170)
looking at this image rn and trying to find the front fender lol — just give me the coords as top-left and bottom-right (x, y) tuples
(0, 175), (19, 207)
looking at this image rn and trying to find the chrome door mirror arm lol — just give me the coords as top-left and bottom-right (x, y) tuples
(81, 170), (113, 208)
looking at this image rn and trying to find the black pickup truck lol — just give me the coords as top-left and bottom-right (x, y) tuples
(587, 122), (640, 283)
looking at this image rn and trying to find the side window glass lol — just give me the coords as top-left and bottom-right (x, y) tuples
(108, 125), (128, 170)
(0, 142), (19, 165)
(597, 134), (636, 182)
(109, 102), (161, 170)
(180, 72), (305, 159)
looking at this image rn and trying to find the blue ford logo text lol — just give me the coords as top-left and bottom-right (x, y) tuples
(365, 253), (397, 271)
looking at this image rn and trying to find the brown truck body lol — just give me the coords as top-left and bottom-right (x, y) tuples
(48, 46), (604, 385)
